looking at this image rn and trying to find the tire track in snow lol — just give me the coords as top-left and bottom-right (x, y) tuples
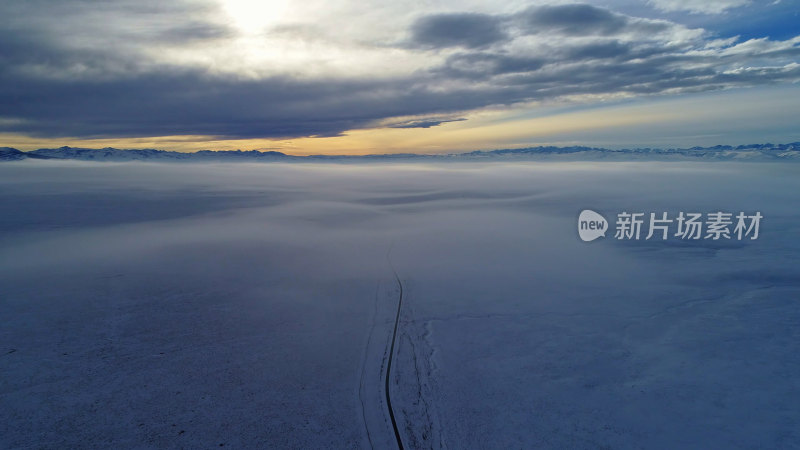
(386, 245), (405, 450)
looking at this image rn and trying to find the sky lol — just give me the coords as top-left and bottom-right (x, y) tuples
(0, 0), (798, 155)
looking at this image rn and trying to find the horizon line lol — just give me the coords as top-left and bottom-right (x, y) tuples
(5, 141), (800, 159)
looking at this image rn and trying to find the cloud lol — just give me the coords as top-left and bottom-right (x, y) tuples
(410, 12), (507, 49)
(0, 1), (797, 142)
(648, 0), (751, 14)
(519, 4), (630, 36)
(383, 117), (467, 129)
(155, 21), (234, 43)
(439, 53), (546, 79)
(0, 68), (524, 139)
(564, 40), (632, 60)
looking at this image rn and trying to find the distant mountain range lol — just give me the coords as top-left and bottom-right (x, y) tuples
(2, 143), (799, 162)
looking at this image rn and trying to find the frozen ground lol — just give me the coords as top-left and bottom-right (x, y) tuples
(1, 160), (799, 449)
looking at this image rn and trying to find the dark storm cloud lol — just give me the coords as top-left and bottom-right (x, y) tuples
(565, 40), (632, 60)
(5, 55), (797, 140)
(0, 1), (798, 140)
(406, 4), (670, 49)
(519, 4), (630, 36)
(410, 13), (508, 49)
(0, 68), (529, 139)
(439, 53), (546, 79)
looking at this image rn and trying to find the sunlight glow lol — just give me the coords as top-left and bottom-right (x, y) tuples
(221, 0), (289, 33)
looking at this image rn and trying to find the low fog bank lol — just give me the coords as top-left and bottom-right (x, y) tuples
(1, 160), (798, 448)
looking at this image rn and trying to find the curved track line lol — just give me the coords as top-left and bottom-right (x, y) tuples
(386, 247), (405, 450)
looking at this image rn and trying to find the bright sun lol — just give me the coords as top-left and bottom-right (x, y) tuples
(221, 0), (289, 33)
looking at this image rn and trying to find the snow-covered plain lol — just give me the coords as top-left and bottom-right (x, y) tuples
(1, 160), (799, 449)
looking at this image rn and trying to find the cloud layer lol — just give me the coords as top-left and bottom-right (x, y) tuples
(648, 0), (751, 14)
(0, 1), (797, 142)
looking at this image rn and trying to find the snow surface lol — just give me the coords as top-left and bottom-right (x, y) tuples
(1, 160), (799, 449)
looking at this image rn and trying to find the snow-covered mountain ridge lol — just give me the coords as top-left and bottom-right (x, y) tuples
(2, 142), (799, 162)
